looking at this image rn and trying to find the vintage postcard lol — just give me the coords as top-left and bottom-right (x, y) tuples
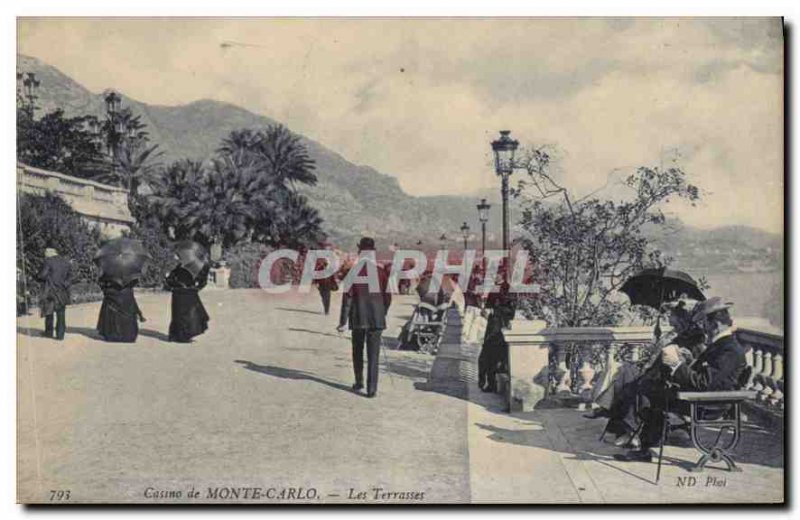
(16, 17), (784, 504)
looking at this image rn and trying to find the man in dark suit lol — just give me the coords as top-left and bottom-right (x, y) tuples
(337, 237), (392, 398)
(36, 247), (72, 340)
(615, 297), (747, 462)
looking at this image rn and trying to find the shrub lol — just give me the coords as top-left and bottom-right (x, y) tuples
(124, 210), (177, 289)
(224, 242), (274, 289)
(17, 192), (103, 304)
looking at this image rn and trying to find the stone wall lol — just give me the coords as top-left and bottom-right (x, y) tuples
(17, 162), (134, 238)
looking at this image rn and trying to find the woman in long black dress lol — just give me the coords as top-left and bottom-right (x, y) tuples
(166, 264), (210, 343)
(97, 276), (145, 343)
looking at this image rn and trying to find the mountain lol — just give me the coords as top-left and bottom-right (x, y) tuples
(17, 54), (782, 271)
(18, 53), (505, 248)
(646, 219), (782, 273)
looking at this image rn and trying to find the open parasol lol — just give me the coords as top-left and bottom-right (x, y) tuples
(174, 240), (210, 279)
(619, 267), (705, 309)
(94, 238), (150, 285)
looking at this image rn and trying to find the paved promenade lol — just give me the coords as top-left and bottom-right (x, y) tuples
(17, 290), (783, 504)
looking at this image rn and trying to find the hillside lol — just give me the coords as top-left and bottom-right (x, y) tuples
(18, 54), (500, 248)
(17, 54), (782, 271)
(646, 219), (782, 273)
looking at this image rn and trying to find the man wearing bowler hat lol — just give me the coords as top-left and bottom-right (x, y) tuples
(615, 296), (747, 462)
(36, 247), (73, 340)
(337, 237), (392, 398)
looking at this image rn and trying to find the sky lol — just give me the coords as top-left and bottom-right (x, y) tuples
(17, 17), (784, 233)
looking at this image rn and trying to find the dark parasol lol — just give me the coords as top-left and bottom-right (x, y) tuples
(93, 238), (151, 285)
(619, 267), (705, 309)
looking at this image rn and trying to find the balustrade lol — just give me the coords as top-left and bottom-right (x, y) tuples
(505, 322), (784, 415)
(737, 328), (784, 411)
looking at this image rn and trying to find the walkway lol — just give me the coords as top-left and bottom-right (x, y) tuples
(17, 290), (783, 503)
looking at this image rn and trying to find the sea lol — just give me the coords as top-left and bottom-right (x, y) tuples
(695, 270), (783, 331)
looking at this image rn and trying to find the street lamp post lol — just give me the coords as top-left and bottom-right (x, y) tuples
(491, 130), (519, 253)
(104, 90), (124, 185)
(18, 72), (40, 118)
(104, 90), (122, 175)
(460, 222), (470, 251)
(476, 198), (491, 257)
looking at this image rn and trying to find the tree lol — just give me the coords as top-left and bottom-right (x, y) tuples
(217, 124), (317, 190)
(188, 156), (262, 248)
(267, 191), (325, 249)
(148, 127), (326, 253)
(94, 107), (162, 209)
(17, 108), (107, 178)
(124, 203), (176, 289)
(146, 159), (205, 239)
(149, 156), (275, 249)
(513, 146), (701, 327)
(217, 128), (259, 157)
(17, 192), (102, 300)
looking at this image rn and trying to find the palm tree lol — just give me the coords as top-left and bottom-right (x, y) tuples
(187, 156), (281, 249)
(217, 128), (258, 156)
(255, 124), (317, 190)
(147, 159), (205, 239)
(145, 127), (325, 255)
(271, 192), (325, 249)
(218, 124), (317, 191)
(95, 106), (162, 208)
(115, 140), (162, 192)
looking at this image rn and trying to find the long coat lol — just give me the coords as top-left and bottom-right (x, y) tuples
(166, 265), (210, 342)
(339, 260), (392, 330)
(36, 256), (72, 317)
(97, 277), (141, 343)
(671, 332), (747, 392)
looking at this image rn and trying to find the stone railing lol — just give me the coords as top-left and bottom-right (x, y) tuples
(506, 323), (656, 411)
(505, 321), (784, 415)
(17, 162), (133, 237)
(737, 328), (784, 411)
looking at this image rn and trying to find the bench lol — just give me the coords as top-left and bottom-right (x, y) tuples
(674, 389), (758, 473)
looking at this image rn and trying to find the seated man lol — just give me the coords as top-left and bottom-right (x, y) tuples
(614, 297), (747, 462)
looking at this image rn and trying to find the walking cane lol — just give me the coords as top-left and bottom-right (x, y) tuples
(656, 391), (668, 483)
(654, 291), (667, 483)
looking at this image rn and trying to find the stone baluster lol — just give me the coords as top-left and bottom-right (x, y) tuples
(629, 343), (641, 363)
(552, 343), (572, 395)
(757, 351), (774, 402)
(768, 354), (783, 407)
(743, 348), (755, 389)
(751, 349), (764, 392)
(577, 344), (597, 401)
